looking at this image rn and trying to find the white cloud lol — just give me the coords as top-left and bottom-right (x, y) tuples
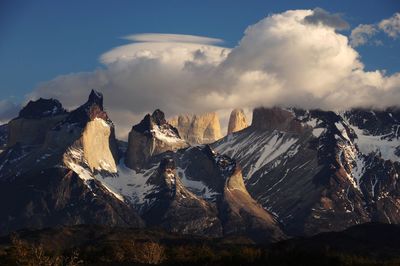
(27, 9), (400, 139)
(379, 12), (400, 38)
(350, 24), (378, 47)
(350, 12), (400, 47)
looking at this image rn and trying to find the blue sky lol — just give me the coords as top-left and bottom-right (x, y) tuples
(0, 0), (399, 103)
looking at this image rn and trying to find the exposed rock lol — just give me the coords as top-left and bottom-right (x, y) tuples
(61, 90), (119, 174)
(125, 110), (188, 169)
(18, 98), (66, 119)
(169, 112), (222, 144)
(7, 98), (67, 147)
(227, 108), (248, 134)
(251, 107), (305, 134)
(141, 157), (222, 236)
(151, 145), (286, 242)
(7, 116), (67, 147)
(4, 89), (400, 242)
(81, 118), (118, 173)
(222, 165), (285, 241)
(63, 89), (109, 127)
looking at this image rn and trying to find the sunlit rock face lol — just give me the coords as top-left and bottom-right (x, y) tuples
(227, 108), (248, 135)
(169, 112), (222, 145)
(125, 109), (188, 170)
(0, 90), (144, 235)
(7, 98), (67, 147)
(82, 118), (117, 173)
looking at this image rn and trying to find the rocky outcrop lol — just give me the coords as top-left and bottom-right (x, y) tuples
(125, 110), (188, 170)
(251, 107), (305, 134)
(64, 90), (118, 173)
(141, 157), (222, 236)
(169, 112), (222, 144)
(222, 165), (285, 241)
(157, 145), (286, 242)
(7, 98), (67, 147)
(227, 108), (248, 134)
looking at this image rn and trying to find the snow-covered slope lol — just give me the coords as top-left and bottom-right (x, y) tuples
(213, 107), (400, 236)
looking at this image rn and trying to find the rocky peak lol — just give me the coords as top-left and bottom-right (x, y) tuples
(227, 108), (248, 134)
(87, 89), (104, 108)
(125, 110), (188, 170)
(132, 109), (178, 136)
(18, 98), (66, 119)
(251, 107), (304, 134)
(44, 89), (119, 174)
(152, 109), (167, 125)
(64, 89), (108, 127)
(169, 112), (222, 144)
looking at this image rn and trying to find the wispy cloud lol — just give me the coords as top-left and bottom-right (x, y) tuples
(350, 12), (400, 47)
(378, 13), (400, 38)
(350, 24), (378, 47)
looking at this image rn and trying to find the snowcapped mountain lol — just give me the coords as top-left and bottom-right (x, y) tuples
(213, 107), (400, 236)
(0, 92), (284, 242)
(1, 90), (400, 242)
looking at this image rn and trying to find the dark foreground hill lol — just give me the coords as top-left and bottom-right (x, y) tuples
(1, 222), (400, 265)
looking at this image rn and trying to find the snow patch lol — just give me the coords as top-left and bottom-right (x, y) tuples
(248, 133), (298, 177)
(96, 159), (158, 205)
(177, 167), (218, 200)
(352, 126), (400, 162)
(151, 125), (186, 144)
(312, 128), (325, 138)
(351, 155), (365, 189)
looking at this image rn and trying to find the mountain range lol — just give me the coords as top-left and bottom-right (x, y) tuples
(1, 89), (400, 243)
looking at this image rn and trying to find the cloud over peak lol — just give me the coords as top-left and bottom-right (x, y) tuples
(22, 9), (400, 139)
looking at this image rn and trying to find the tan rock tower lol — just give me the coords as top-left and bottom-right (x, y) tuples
(169, 112), (222, 144)
(227, 108), (248, 134)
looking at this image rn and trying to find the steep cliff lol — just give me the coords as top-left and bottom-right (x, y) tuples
(169, 112), (222, 144)
(227, 108), (248, 134)
(7, 98), (67, 147)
